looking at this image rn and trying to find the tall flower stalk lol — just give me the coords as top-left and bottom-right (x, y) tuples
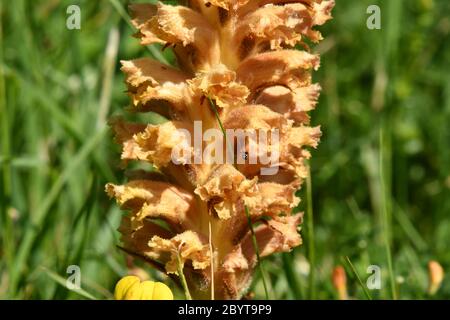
(107, 0), (334, 299)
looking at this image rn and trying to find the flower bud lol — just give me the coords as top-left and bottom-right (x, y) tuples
(332, 266), (348, 300)
(428, 260), (444, 296)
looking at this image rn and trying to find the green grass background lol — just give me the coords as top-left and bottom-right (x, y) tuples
(0, 0), (449, 299)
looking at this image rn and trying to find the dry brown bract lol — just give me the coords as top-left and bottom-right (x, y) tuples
(106, 0), (334, 299)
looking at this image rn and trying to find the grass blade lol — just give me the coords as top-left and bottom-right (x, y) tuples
(306, 165), (316, 299)
(40, 267), (97, 300)
(282, 252), (302, 299)
(379, 125), (398, 300)
(9, 127), (108, 295)
(344, 256), (372, 300)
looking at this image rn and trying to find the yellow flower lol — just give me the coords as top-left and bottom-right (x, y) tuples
(114, 276), (173, 300)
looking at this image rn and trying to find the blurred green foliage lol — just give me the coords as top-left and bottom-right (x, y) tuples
(0, 0), (449, 299)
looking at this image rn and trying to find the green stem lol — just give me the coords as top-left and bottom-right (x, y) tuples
(282, 253), (302, 299)
(306, 165), (316, 299)
(345, 256), (373, 300)
(379, 125), (398, 300)
(207, 97), (226, 135)
(245, 205), (270, 299)
(208, 220), (215, 300)
(0, 1), (14, 296)
(176, 252), (192, 300)
(207, 97), (237, 168)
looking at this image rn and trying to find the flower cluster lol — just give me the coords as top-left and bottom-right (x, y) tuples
(107, 0), (334, 299)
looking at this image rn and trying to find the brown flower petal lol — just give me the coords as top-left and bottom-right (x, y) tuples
(121, 58), (189, 112)
(236, 50), (320, 94)
(244, 182), (300, 217)
(148, 231), (211, 274)
(188, 64), (249, 108)
(234, 3), (322, 59)
(147, 3), (221, 71)
(119, 213), (174, 254)
(133, 121), (193, 168)
(255, 84), (321, 123)
(195, 165), (258, 219)
(106, 180), (196, 231)
(218, 213), (302, 298)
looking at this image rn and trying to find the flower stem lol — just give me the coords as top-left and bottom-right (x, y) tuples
(176, 252), (192, 300)
(379, 124), (398, 300)
(208, 220), (215, 300)
(306, 165), (316, 300)
(245, 205), (270, 299)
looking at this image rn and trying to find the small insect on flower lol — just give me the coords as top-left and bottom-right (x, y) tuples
(114, 275), (173, 300)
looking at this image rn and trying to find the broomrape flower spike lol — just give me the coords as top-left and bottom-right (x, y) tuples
(106, 0), (334, 299)
(114, 275), (174, 300)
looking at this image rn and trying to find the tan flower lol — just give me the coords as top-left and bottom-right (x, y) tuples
(107, 0), (334, 299)
(428, 260), (445, 295)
